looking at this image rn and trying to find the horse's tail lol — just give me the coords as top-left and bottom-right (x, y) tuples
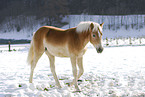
(27, 40), (34, 66)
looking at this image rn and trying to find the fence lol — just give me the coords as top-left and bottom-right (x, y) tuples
(103, 37), (145, 47)
(0, 37), (145, 52)
(0, 43), (29, 52)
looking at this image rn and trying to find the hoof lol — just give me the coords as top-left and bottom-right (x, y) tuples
(29, 81), (32, 83)
(66, 82), (73, 87)
(67, 83), (71, 87)
(29, 79), (32, 83)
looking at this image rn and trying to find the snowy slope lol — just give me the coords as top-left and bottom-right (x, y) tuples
(65, 15), (145, 39)
(0, 45), (145, 97)
(0, 15), (145, 40)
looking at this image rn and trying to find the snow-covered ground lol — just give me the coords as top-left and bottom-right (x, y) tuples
(0, 44), (145, 97)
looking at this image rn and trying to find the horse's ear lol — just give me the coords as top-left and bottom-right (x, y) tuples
(90, 23), (94, 30)
(100, 22), (104, 28)
(98, 27), (103, 35)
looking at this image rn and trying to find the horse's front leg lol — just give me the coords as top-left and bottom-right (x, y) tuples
(77, 57), (84, 79)
(70, 56), (80, 91)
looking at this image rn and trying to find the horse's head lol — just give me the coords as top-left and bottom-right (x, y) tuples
(89, 22), (104, 53)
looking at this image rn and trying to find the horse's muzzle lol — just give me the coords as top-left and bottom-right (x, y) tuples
(96, 47), (104, 53)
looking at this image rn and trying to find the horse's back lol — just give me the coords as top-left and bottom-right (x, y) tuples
(45, 27), (73, 57)
(33, 26), (67, 43)
(43, 26), (69, 46)
(43, 26), (65, 31)
(32, 26), (84, 57)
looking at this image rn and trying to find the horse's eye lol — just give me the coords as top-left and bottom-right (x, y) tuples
(93, 34), (95, 37)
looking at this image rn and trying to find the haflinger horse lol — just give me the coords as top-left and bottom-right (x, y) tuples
(27, 21), (104, 92)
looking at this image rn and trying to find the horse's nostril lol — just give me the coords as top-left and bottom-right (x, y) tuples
(97, 48), (103, 53)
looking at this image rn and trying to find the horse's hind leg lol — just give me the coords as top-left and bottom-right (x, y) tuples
(45, 51), (61, 88)
(29, 51), (44, 83)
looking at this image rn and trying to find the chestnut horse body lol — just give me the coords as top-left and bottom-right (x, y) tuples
(27, 21), (104, 91)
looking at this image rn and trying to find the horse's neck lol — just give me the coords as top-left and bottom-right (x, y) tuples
(79, 31), (90, 48)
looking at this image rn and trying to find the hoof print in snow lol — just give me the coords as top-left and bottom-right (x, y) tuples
(59, 78), (65, 80)
(47, 75), (51, 77)
(59, 77), (68, 80)
(44, 88), (49, 91)
(85, 79), (91, 81)
(109, 90), (114, 94)
(78, 83), (81, 85)
(72, 90), (81, 93)
(19, 84), (22, 87)
(78, 79), (83, 82)
(50, 85), (55, 88)
(66, 83), (70, 86)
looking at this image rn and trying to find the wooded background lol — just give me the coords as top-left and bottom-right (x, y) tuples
(0, 0), (145, 28)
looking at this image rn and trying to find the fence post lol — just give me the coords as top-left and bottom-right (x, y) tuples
(139, 37), (142, 44)
(8, 41), (11, 52)
(116, 38), (118, 45)
(106, 37), (109, 46)
(129, 37), (132, 45)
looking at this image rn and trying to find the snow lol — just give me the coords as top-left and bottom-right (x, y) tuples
(0, 44), (145, 97)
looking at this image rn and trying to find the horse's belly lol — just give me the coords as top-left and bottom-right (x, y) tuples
(47, 45), (69, 57)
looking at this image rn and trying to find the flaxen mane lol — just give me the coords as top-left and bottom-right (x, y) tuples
(76, 21), (102, 33)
